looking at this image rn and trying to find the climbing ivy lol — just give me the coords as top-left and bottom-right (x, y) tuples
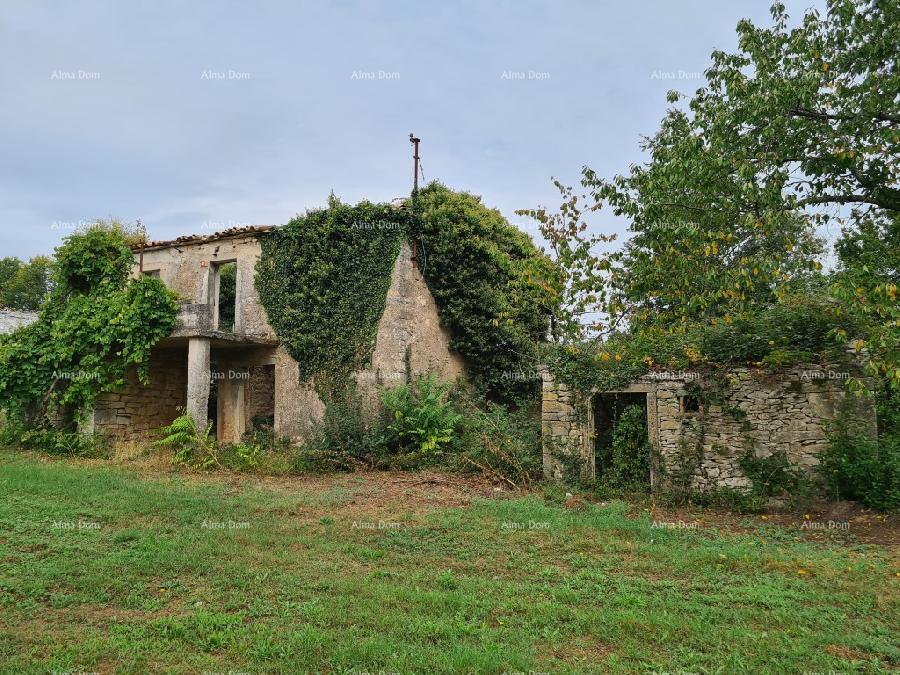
(0, 224), (178, 427)
(411, 182), (562, 402)
(255, 197), (407, 395)
(256, 187), (561, 404)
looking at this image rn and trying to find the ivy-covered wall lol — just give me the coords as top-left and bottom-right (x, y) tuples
(256, 187), (560, 405)
(412, 183), (562, 403)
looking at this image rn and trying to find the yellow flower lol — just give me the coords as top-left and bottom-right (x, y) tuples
(797, 569), (807, 576)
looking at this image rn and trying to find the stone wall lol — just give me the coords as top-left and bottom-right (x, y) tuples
(356, 241), (466, 398)
(653, 366), (876, 490)
(106, 233), (465, 442)
(91, 349), (187, 443)
(541, 368), (591, 480)
(246, 365), (275, 423)
(541, 364), (878, 491)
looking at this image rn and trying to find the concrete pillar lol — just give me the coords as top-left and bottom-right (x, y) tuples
(216, 378), (230, 442)
(187, 337), (211, 432)
(232, 380), (246, 441)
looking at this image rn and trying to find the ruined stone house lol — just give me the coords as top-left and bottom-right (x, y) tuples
(541, 364), (877, 492)
(84, 226), (464, 446)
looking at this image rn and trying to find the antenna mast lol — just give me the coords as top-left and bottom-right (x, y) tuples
(409, 133), (420, 192)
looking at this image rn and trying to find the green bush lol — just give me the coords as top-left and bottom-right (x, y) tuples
(295, 389), (386, 472)
(381, 374), (462, 468)
(155, 413), (219, 469)
(450, 393), (543, 487)
(218, 427), (295, 474)
(739, 449), (816, 510)
(739, 450), (801, 498)
(599, 404), (652, 491)
(819, 432), (900, 510)
(0, 419), (108, 458)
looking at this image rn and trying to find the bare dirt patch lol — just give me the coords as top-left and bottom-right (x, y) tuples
(636, 501), (899, 547)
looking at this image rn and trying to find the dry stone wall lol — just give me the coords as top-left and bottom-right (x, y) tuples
(542, 364), (877, 491)
(541, 368), (591, 480)
(91, 349), (187, 443)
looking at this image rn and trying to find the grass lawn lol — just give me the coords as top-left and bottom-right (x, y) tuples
(0, 449), (897, 673)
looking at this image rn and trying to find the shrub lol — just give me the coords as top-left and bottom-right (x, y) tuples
(380, 374), (462, 467)
(599, 404), (652, 491)
(155, 413), (220, 469)
(294, 390), (386, 472)
(450, 393), (543, 488)
(739, 449), (816, 510)
(0, 419), (108, 458)
(819, 432), (900, 510)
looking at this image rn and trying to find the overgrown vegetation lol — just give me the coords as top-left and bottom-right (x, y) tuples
(255, 197), (408, 395)
(597, 404), (652, 492)
(149, 375), (544, 488)
(0, 222), (178, 433)
(522, 0), (898, 509)
(819, 433), (900, 510)
(820, 392), (900, 510)
(155, 413), (220, 469)
(0, 418), (108, 458)
(450, 393), (543, 488)
(255, 186), (559, 405)
(545, 291), (862, 397)
(0, 255), (52, 310)
(412, 183), (561, 402)
(380, 374), (462, 467)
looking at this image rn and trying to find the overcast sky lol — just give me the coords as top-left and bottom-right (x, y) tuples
(0, 0), (824, 260)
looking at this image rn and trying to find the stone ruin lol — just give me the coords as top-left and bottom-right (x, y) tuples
(81, 227), (464, 447)
(541, 363), (877, 492)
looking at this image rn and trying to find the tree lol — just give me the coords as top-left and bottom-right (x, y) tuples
(524, 0), (898, 385)
(0, 256), (52, 310)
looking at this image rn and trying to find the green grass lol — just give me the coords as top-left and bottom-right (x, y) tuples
(0, 450), (897, 673)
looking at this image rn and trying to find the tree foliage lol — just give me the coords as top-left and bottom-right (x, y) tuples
(524, 0), (898, 386)
(0, 225), (178, 427)
(0, 256), (52, 310)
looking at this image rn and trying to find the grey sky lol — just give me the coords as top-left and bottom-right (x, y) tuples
(0, 0), (823, 260)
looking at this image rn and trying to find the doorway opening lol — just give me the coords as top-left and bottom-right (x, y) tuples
(592, 392), (652, 490)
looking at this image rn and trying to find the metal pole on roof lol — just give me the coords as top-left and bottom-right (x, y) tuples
(409, 133), (420, 192)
